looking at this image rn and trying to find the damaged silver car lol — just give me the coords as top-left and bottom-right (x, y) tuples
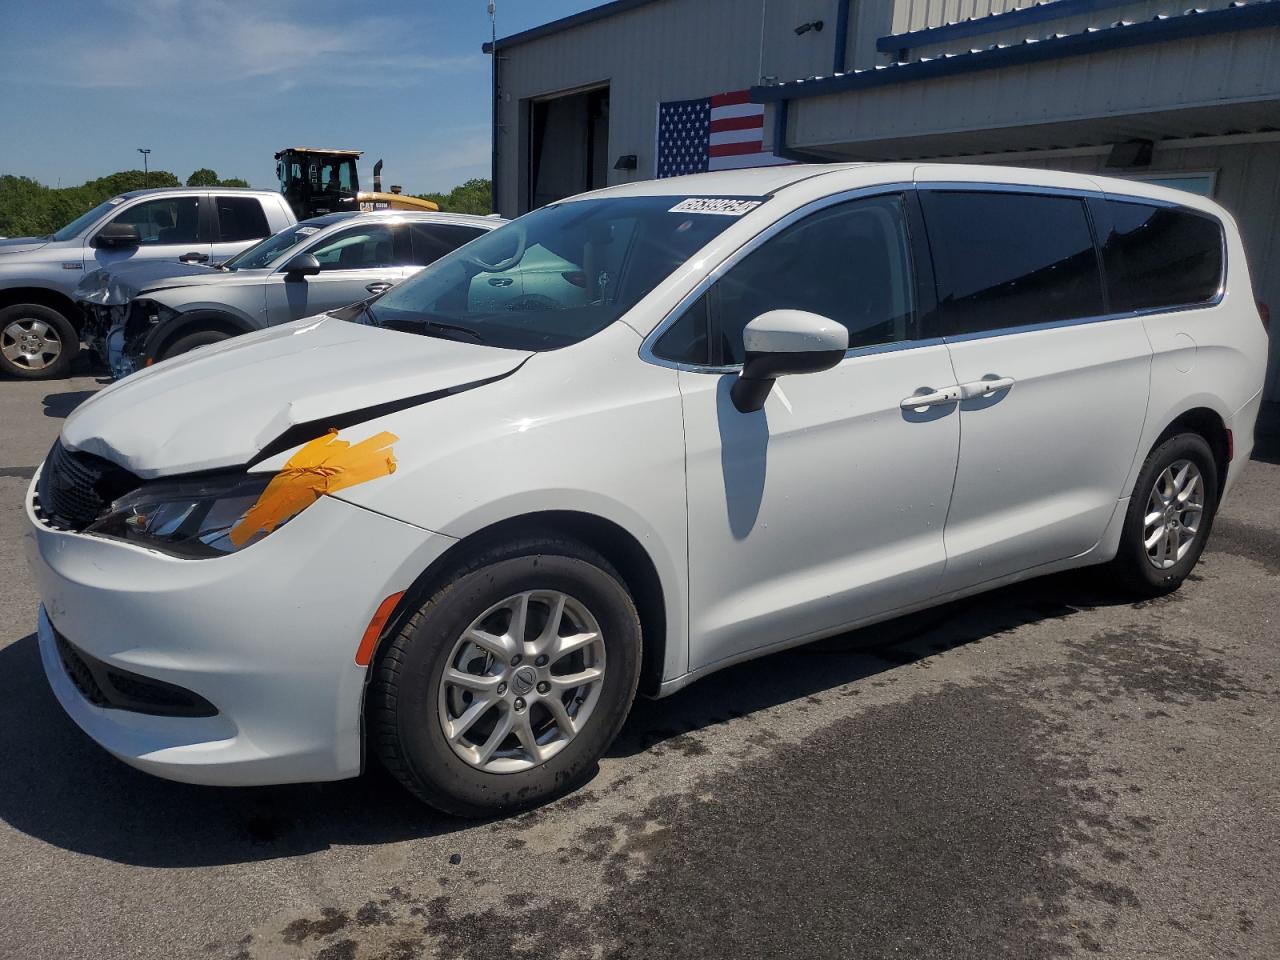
(76, 210), (501, 378)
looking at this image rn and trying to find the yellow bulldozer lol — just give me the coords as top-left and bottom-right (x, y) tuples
(274, 148), (438, 219)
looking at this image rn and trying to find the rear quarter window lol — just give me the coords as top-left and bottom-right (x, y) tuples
(1090, 199), (1224, 312)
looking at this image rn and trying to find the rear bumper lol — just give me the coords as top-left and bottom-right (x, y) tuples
(1223, 387), (1263, 503)
(26, 477), (455, 786)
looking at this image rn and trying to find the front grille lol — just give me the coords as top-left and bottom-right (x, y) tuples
(35, 439), (140, 530)
(52, 626), (217, 718)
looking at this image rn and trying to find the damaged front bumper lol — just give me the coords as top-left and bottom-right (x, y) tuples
(77, 298), (170, 379)
(25, 470), (457, 786)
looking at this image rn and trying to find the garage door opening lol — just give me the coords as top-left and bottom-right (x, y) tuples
(524, 85), (610, 212)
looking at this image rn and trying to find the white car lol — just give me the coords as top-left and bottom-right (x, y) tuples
(25, 164), (1269, 816)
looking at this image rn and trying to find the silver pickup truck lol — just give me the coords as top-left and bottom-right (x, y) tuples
(0, 187), (294, 380)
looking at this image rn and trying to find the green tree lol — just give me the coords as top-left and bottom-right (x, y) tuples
(219, 177), (250, 188)
(445, 178), (493, 215)
(411, 178), (493, 216)
(187, 168), (220, 186)
(0, 169), (180, 237)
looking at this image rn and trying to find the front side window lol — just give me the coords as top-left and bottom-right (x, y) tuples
(709, 194), (917, 365)
(921, 191), (1104, 336)
(308, 224), (397, 271)
(107, 197), (201, 246)
(53, 199), (120, 241)
(215, 196), (271, 243)
(1092, 199), (1223, 312)
(366, 196), (751, 351)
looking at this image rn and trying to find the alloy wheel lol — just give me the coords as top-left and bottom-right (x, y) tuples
(437, 590), (607, 773)
(1, 317), (62, 371)
(1143, 458), (1204, 569)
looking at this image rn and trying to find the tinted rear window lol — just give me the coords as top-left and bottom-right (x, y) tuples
(408, 223), (488, 266)
(216, 196), (271, 243)
(921, 191), (1105, 336)
(1092, 199), (1223, 312)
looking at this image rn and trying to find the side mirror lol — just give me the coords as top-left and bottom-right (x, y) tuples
(282, 252), (321, 279)
(730, 310), (849, 413)
(93, 222), (141, 248)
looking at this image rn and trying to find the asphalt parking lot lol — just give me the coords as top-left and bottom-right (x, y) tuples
(0, 363), (1276, 960)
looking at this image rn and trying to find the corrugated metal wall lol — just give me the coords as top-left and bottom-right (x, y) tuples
(493, 0), (838, 217)
(790, 28), (1280, 152)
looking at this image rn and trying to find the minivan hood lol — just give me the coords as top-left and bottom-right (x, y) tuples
(0, 236), (51, 255)
(75, 260), (239, 306)
(62, 315), (531, 478)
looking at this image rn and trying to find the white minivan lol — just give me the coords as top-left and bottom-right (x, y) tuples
(25, 164), (1269, 815)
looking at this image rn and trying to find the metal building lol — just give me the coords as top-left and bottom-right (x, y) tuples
(485, 0), (1280, 417)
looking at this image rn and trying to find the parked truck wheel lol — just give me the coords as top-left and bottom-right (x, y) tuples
(0, 304), (79, 380)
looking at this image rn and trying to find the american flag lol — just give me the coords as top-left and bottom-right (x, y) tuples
(655, 89), (790, 178)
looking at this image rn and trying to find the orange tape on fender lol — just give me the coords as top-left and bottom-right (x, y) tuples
(229, 429), (398, 547)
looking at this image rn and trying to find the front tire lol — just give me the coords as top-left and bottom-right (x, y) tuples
(369, 538), (641, 817)
(159, 328), (232, 361)
(1108, 432), (1219, 597)
(0, 303), (78, 380)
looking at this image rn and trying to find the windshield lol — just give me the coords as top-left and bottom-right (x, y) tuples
(363, 196), (760, 350)
(222, 222), (322, 270)
(52, 198), (123, 241)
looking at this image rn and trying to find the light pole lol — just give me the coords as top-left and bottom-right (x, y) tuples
(137, 147), (151, 187)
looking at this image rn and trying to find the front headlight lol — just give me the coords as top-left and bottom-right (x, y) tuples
(85, 473), (274, 558)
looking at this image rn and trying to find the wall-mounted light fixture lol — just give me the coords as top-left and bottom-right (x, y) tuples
(794, 19), (824, 35)
(614, 154), (638, 171)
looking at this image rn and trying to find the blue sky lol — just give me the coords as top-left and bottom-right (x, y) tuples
(0, 0), (603, 194)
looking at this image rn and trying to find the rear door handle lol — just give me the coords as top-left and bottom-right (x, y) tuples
(958, 377), (1015, 400)
(365, 282), (392, 295)
(179, 252), (209, 264)
(488, 277), (514, 287)
(900, 386), (962, 409)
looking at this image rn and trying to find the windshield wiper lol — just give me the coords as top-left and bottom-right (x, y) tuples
(419, 319), (486, 343)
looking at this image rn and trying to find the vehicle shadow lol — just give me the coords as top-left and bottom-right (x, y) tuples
(610, 570), (1126, 758)
(0, 634), (469, 868)
(0, 571), (1125, 868)
(41, 390), (99, 419)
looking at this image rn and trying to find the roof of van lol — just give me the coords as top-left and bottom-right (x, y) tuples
(571, 163), (1227, 216)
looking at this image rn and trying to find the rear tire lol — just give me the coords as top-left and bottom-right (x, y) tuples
(369, 537), (641, 817)
(159, 329), (232, 361)
(0, 303), (78, 380)
(1107, 432), (1219, 597)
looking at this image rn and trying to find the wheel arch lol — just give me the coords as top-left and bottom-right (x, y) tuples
(149, 308), (255, 360)
(0, 286), (83, 329)
(367, 510), (670, 701)
(1152, 406), (1231, 503)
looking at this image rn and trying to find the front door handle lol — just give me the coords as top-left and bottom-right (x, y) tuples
(488, 277), (514, 287)
(958, 376), (1015, 400)
(365, 282), (392, 295)
(900, 386), (962, 409)
(179, 252), (209, 264)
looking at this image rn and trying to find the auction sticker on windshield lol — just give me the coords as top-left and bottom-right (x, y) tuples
(669, 198), (762, 216)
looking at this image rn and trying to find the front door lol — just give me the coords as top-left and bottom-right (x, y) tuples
(916, 187), (1152, 593)
(264, 221), (407, 324)
(87, 194), (211, 270)
(674, 192), (961, 671)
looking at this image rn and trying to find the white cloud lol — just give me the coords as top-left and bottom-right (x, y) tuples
(17, 0), (482, 90)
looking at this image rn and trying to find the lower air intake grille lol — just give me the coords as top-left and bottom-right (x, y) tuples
(52, 627), (217, 718)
